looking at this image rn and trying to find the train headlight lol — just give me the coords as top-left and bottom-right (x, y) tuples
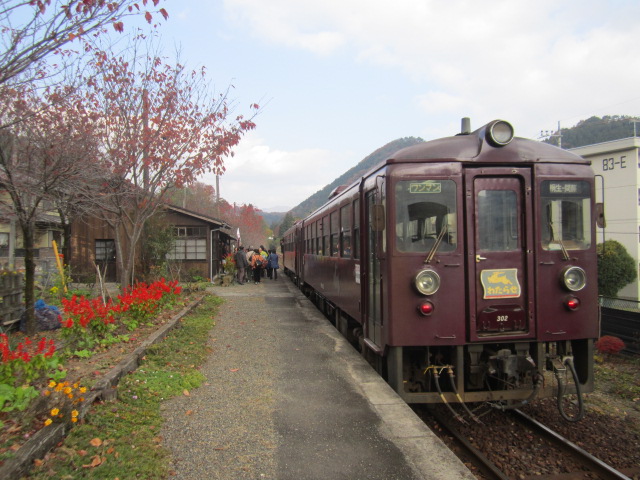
(415, 269), (441, 295)
(561, 266), (587, 292)
(487, 120), (514, 147)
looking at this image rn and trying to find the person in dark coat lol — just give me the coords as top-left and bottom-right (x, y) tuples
(267, 249), (280, 280)
(234, 246), (249, 285)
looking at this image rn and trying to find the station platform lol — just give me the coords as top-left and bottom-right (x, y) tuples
(161, 273), (476, 480)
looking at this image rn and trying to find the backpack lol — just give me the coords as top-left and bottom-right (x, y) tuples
(255, 255), (265, 268)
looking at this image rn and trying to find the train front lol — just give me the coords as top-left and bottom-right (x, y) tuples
(379, 120), (598, 417)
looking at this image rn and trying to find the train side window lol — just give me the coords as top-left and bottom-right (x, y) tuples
(353, 199), (360, 259)
(541, 180), (591, 251)
(395, 180), (457, 253)
(330, 211), (339, 256)
(340, 204), (351, 257)
(322, 216), (329, 256)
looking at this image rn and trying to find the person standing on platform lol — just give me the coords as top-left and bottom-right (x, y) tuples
(250, 249), (265, 284)
(268, 249), (280, 280)
(234, 246), (249, 285)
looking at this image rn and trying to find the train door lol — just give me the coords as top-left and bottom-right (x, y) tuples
(364, 189), (383, 348)
(465, 169), (535, 341)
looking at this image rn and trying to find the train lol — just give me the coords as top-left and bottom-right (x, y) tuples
(282, 119), (601, 420)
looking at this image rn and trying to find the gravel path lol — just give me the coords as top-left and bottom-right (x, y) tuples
(161, 280), (281, 479)
(160, 276), (472, 480)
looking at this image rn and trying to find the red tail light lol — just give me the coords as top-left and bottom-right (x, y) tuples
(565, 297), (580, 311)
(418, 301), (434, 316)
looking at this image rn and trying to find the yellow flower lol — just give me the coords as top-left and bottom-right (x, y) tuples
(71, 417), (78, 423)
(54, 384), (63, 392)
(44, 419), (52, 426)
(79, 387), (87, 394)
(43, 390), (51, 396)
(71, 410), (79, 417)
(50, 408), (59, 416)
(63, 387), (72, 395)
(48, 380), (56, 388)
(73, 383), (79, 389)
(50, 286), (58, 294)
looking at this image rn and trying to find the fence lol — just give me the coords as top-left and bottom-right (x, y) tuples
(0, 271), (23, 329)
(599, 296), (640, 355)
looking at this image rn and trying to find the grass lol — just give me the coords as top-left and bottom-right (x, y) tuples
(594, 355), (640, 401)
(26, 295), (223, 479)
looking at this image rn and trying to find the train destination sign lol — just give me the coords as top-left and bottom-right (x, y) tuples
(541, 180), (588, 196)
(480, 268), (521, 299)
(409, 181), (441, 194)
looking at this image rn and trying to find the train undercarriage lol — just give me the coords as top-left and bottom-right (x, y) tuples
(301, 282), (594, 422)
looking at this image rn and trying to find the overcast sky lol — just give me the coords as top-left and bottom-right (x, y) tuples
(157, 0), (640, 212)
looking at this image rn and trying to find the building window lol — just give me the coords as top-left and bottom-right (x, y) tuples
(95, 239), (116, 262)
(167, 226), (208, 260)
(175, 226), (208, 237)
(0, 233), (8, 248)
(168, 238), (207, 260)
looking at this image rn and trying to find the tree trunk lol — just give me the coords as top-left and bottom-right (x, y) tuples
(21, 223), (36, 336)
(113, 223), (129, 291)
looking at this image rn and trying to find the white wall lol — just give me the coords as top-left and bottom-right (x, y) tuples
(570, 138), (640, 300)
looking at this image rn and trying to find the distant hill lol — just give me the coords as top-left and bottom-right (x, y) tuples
(290, 137), (424, 218)
(281, 115), (640, 227)
(258, 210), (286, 229)
(544, 115), (640, 149)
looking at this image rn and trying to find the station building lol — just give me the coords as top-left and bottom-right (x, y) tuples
(570, 137), (640, 301)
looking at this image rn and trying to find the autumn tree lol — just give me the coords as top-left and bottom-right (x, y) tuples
(88, 37), (258, 287)
(218, 200), (267, 248)
(165, 182), (219, 216)
(0, 84), (102, 334)
(0, 0), (168, 88)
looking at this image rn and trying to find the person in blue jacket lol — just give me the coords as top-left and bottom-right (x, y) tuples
(267, 249), (280, 280)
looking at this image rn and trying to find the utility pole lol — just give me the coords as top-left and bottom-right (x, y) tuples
(540, 121), (562, 148)
(215, 174), (220, 218)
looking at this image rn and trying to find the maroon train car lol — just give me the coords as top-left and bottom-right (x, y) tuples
(282, 119), (599, 416)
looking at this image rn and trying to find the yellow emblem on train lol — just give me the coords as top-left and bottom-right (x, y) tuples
(480, 268), (521, 299)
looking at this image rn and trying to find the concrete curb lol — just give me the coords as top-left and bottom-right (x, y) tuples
(0, 295), (206, 480)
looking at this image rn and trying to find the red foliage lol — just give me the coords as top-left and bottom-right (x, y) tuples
(60, 278), (181, 330)
(0, 333), (55, 363)
(595, 335), (626, 355)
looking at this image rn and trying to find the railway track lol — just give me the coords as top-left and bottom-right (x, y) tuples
(419, 405), (640, 480)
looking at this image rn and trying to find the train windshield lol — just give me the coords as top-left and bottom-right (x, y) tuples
(394, 180), (457, 253)
(540, 180), (592, 251)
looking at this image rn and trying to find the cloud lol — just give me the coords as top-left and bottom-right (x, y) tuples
(223, 0), (346, 55)
(223, 0), (640, 138)
(201, 133), (352, 210)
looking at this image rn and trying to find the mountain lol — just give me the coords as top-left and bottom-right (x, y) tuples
(290, 136), (424, 219)
(258, 210), (286, 229)
(543, 115), (640, 149)
(262, 205), (291, 213)
(281, 115), (640, 225)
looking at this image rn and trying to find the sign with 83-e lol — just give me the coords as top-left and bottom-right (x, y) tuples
(602, 155), (627, 171)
